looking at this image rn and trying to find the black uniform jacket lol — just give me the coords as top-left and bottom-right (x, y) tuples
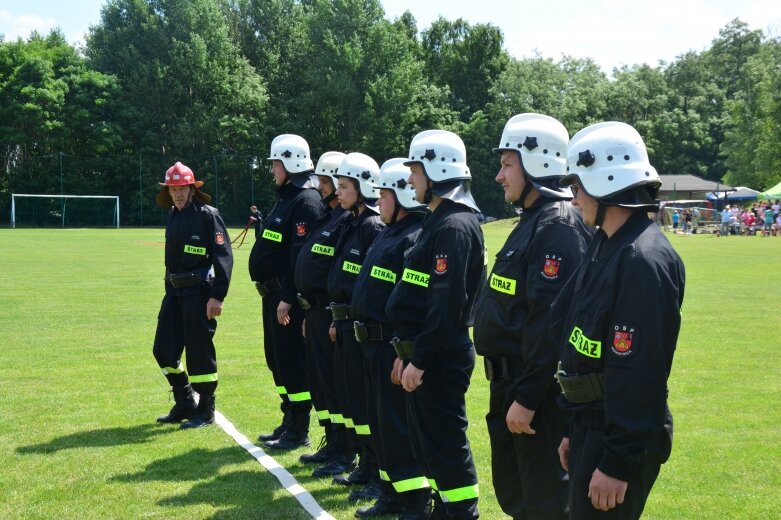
(248, 183), (326, 303)
(473, 198), (591, 410)
(294, 205), (350, 297)
(326, 208), (385, 304)
(550, 213), (685, 481)
(386, 199), (486, 371)
(351, 213), (425, 325)
(164, 200), (233, 301)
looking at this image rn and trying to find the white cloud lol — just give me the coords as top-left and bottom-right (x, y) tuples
(0, 9), (58, 41)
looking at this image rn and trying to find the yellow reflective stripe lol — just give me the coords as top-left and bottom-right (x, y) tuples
(276, 386), (288, 395)
(262, 229), (283, 242)
(370, 265), (397, 283)
(288, 391), (311, 402)
(316, 409), (331, 421)
(342, 261), (361, 274)
(354, 423), (371, 435)
(161, 363), (185, 375)
(184, 244), (206, 255)
(345, 417), (355, 428)
(429, 479), (439, 491)
(568, 326), (602, 358)
(379, 470), (391, 482)
(330, 413), (345, 424)
(439, 484), (479, 503)
(402, 268), (429, 287)
(311, 243), (334, 256)
(394, 476), (431, 493)
(489, 273), (516, 295)
(189, 373), (218, 383)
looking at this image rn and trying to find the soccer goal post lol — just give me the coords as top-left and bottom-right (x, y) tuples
(11, 194), (120, 228)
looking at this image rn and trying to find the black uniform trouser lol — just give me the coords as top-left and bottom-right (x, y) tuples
(568, 410), (662, 520)
(304, 305), (335, 426)
(153, 286), (218, 396)
(364, 341), (428, 493)
(261, 289), (310, 416)
(405, 338), (479, 520)
(487, 379), (568, 520)
(336, 319), (374, 459)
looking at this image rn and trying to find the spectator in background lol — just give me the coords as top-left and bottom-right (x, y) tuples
(774, 213), (781, 236)
(720, 206), (731, 237)
(763, 204), (774, 237)
(772, 199), (780, 219)
(682, 209), (691, 234)
(672, 210), (680, 233)
(249, 205), (263, 239)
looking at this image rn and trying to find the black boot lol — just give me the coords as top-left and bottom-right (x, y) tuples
(180, 394), (215, 429)
(300, 424), (333, 464)
(263, 410), (310, 450)
(313, 426), (356, 477)
(398, 488), (433, 520)
(348, 477), (385, 503)
(156, 384), (197, 423)
(354, 483), (404, 517)
(258, 401), (291, 442)
(335, 446), (374, 486)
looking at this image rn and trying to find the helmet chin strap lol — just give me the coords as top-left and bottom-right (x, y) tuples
(322, 192), (336, 205)
(390, 202), (401, 224)
(513, 173), (534, 210)
(595, 202), (607, 228)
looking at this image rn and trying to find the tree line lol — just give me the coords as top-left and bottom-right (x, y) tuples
(1, 0), (779, 226)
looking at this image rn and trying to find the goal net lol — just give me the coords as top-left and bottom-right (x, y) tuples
(11, 194), (120, 228)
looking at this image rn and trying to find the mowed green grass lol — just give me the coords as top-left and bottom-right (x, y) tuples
(1, 222), (779, 519)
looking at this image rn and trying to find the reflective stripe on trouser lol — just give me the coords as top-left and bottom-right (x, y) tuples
(262, 290), (311, 410)
(153, 288), (218, 391)
(337, 319), (375, 462)
(405, 338), (479, 519)
(364, 340), (429, 493)
(304, 305), (333, 426)
(487, 378), (568, 519)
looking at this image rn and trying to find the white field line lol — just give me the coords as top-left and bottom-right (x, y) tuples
(214, 410), (336, 520)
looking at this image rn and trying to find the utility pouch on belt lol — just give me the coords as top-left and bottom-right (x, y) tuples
(354, 321), (394, 343)
(297, 292), (329, 311)
(166, 268), (211, 289)
(254, 276), (283, 298)
(328, 303), (351, 321)
(390, 337), (415, 360)
(297, 293), (312, 310)
(484, 356), (525, 381)
(555, 362), (605, 403)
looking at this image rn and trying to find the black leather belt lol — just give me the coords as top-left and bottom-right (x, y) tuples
(390, 337), (415, 360)
(329, 302), (351, 321)
(484, 356), (525, 381)
(354, 321), (394, 343)
(166, 268), (211, 289)
(555, 363), (604, 403)
(297, 292), (330, 310)
(254, 276), (283, 298)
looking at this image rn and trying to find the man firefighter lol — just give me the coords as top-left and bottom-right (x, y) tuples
(248, 134), (327, 450)
(153, 161), (233, 429)
(386, 130), (486, 519)
(473, 113), (591, 519)
(554, 122), (685, 519)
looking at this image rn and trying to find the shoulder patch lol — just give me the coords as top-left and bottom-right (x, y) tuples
(215, 232), (225, 246)
(540, 253), (563, 281)
(296, 222), (307, 237)
(434, 254), (448, 275)
(611, 324), (637, 357)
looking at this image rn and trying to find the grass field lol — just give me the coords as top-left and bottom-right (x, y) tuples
(2, 221), (780, 519)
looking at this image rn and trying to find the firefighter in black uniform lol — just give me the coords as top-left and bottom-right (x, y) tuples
(249, 134), (327, 450)
(153, 162), (233, 429)
(386, 130), (485, 520)
(554, 122), (685, 519)
(350, 158), (429, 519)
(473, 114), (591, 519)
(294, 151), (355, 472)
(325, 152), (385, 498)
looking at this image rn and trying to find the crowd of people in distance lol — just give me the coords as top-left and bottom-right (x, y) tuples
(716, 200), (781, 237)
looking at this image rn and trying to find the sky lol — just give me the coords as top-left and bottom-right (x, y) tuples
(1, 0), (780, 72)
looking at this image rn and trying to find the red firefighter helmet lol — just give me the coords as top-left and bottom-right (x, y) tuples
(156, 162), (211, 207)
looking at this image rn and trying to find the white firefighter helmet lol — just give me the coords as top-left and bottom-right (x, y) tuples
(403, 129), (470, 182)
(378, 158), (424, 210)
(493, 113), (569, 179)
(314, 151), (346, 180)
(562, 121), (660, 206)
(267, 134), (314, 174)
(334, 152), (380, 200)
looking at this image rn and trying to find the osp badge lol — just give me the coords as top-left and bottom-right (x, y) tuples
(434, 254), (448, 275)
(296, 222), (307, 237)
(541, 253), (563, 281)
(611, 324), (636, 357)
(215, 232), (225, 246)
